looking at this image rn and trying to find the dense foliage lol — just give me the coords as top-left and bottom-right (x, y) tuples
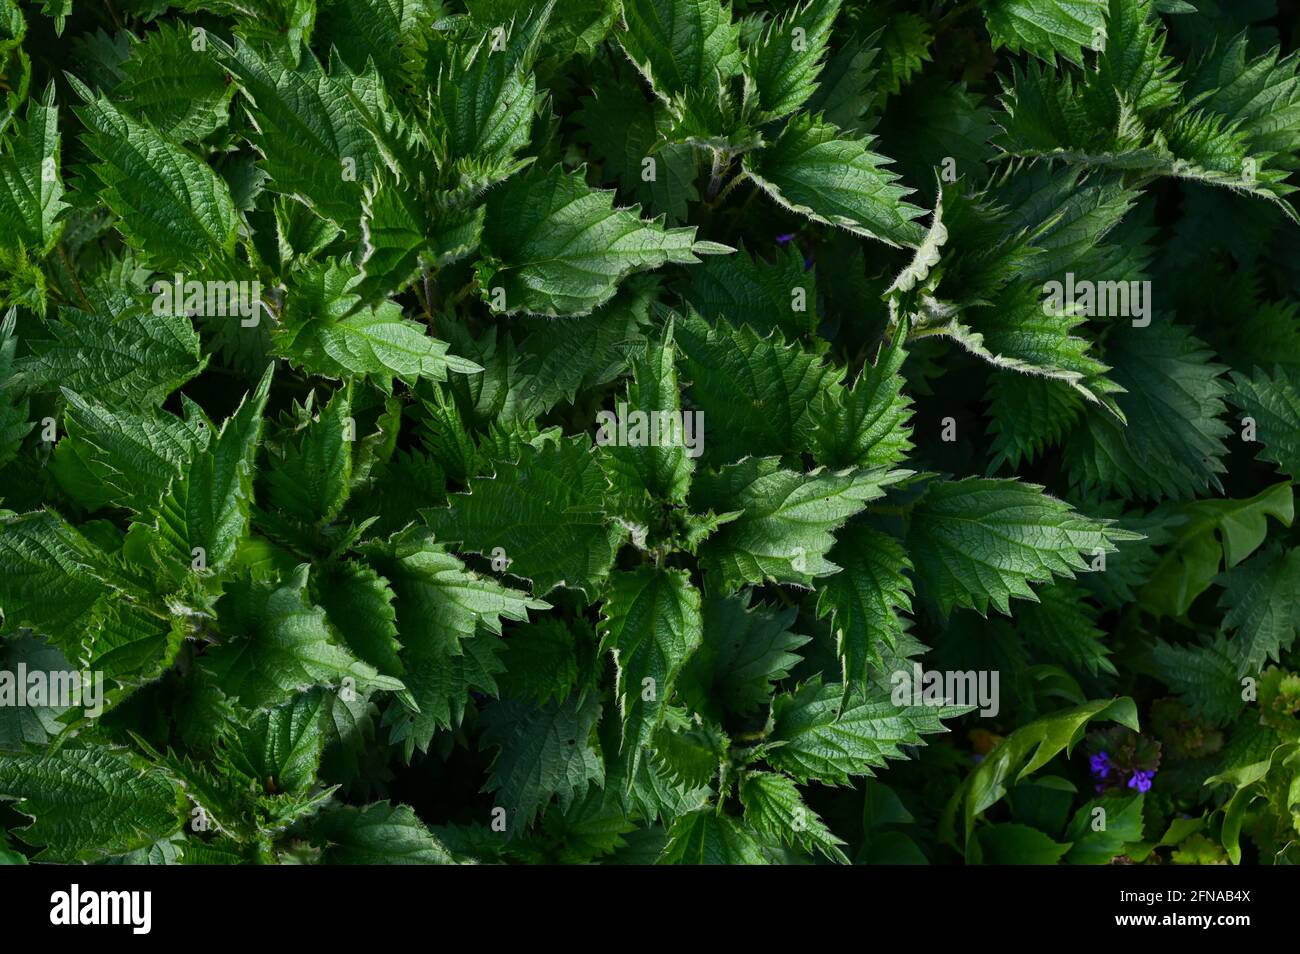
(0, 0), (1298, 865)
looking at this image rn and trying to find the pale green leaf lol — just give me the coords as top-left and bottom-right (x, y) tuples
(905, 477), (1139, 618)
(425, 436), (625, 596)
(0, 747), (186, 862)
(744, 115), (926, 247)
(203, 567), (404, 710)
(598, 566), (703, 777)
(766, 675), (958, 785)
(692, 458), (900, 590)
(619, 0), (742, 101)
(477, 164), (718, 317)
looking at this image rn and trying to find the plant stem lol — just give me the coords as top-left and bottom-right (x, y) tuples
(421, 268), (435, 322)
(714, 168), (749, 205)
(102, 0), (125, 30)
(57, 242), (93, 311)
(706, 149), (731, 202)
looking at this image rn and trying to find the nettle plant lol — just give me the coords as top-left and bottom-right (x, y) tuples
(0, 0), (1298, 866)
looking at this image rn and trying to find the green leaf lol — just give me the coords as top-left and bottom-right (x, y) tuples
(206, 0), (318, 58)
(739, 770), (848, 863)
(358, 171), (485, 299)
(576, 80), (700, 224)
(477, 164), (720, 317)
(678, 592), (808, 719)
(116, 21), (233, 142)
(598, 566), (703, 777)
(314, 560), (403, 677)
(692, 458), (897, 590)
(983, 0), (1108, 66)
(1229, 366), (1300, 481)
(765, 675), (958, 785)
(1151, 635), (1245, 727)
(0, 85), (66, 256)
(942, 697), (1139, 859)
(320, 0), (442, 94)
(1093, 0), (1182, 116)
(498, 619), (586, 707)
(745, 0), (841, 121)
(309, 802), (456, 864)
(224, 689), (329, 796)
(434, 18), (539, 179)
(218, 40), (383, 234)
(816, 522), (913, 680)
(744, 115), (926, 247)
(54, 391), (209, 514)
(1066, 322), (1231, 501)
(479, 693), (605, 833)
(0, 636), (73, 752)
(991, 9), (1299, 216)
(0, 747), (186, 862)
(883, 80), (998, 193)
(676, 313), (831, 465)
(0, 509), (112, 646)
(985, 372), (1083, 472)
(140, 365), (272, 583)
(467, 0), (619, 63)
(71, 79), (237, 268)
(426, 435), (625, 596)
(804, 26), (877, 133)
(384, 636), (503, 754)
(363, 526), (546, 748)
(905, 477), (1140, 618)
(1205, 741), (1300, 864)
(1004, 579), (1114, 676)
(1183, 32), (1300, 177)
(873, 12), (932, 95)
(674, 243), (816, 338)
(264, 385), (354, 526)
(1063, 792), (1145, 864)
(203, 567), (404, 711)
(599, 321), (694, 503)
(510, 287), (653, 417)
(19, 297), (205, 410)
(1142, 482), (1294, 617)
(87, 599), (185, 692)
(363, 526), (548, 647)
(977, 822), (1072, 864)
(276, 260), (480, 386)
(944, 284), (1122, 413)
(658, 808), (769, 864)
(454, 2), (551, 76)
(618, 0), (742, 101)
(811, 323), (914, 470)
(1004, 776), (1073, 837)
(1217, 546), (1300, 677)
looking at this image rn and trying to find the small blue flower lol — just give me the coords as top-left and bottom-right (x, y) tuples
(1089, 751), (1111, 780)
(775, 232), (796, 244)
(1127, 769), (1155, 793)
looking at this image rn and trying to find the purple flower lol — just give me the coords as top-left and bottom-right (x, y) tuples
(775, 232), (796, 245)
(1089, 751), (1111, 780)
(1127, 770), (1155, 793)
